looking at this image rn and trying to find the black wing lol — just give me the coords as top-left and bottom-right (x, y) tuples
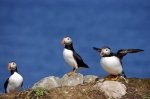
(73, 51), (89, 68)
(21, 82), (23, 87)
(116, 49), (144, 59)
(4, 78), (9, 93)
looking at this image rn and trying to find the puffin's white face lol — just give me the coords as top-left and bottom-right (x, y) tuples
(8, 62), (17, 71)
(100, 48), (111, 56)
(61, 37), (72, 45)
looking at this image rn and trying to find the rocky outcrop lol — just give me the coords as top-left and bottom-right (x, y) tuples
(0, 73), (150, 99)
(32, 73), (98, 89)
(32, 73), (127, 98)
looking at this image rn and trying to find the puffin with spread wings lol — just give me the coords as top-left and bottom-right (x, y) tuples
(93, 46), (143, 80)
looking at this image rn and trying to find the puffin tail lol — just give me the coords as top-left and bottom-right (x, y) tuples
(83, 64), (89, 68)
(79, 63), (89, 68)
(121, 71), (127, 78)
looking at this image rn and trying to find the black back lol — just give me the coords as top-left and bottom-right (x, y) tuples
(73, 51), (89, 68)
(65, 44), (89, 68)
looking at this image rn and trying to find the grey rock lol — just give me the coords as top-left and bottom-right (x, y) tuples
(94, 81), (127, 99)
(83, 75), (99, 83)
(32, 74), (126, 99)
(32, 76), (61, 89)
(61, 73), (84, 86)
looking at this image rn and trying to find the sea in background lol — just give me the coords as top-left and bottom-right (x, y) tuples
(0, 0), (150, 92)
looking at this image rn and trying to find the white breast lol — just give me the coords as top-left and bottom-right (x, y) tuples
(7, 72), (23, 93)
(100, 56), (123, 75)
(63, 48), (78, 69)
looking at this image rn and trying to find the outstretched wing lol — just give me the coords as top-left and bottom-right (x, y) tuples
(73, 51), (89, 68)
(116, 49), (144, 59)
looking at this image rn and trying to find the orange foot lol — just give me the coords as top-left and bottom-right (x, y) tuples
(67, 71), (75, 76)
(67, 68), (76, 76)
(104, 75), (119, 81)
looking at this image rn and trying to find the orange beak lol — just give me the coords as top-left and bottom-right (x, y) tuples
(61, 38), (65, 45)
(8, 64), (11, 71)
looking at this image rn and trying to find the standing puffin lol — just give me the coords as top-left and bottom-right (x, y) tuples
(4, 61), (23, 93)
(93, 46), (143, 80)
(61, 37), (89, 76)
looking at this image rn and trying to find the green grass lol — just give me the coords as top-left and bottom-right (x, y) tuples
(144, 95), (150, 99)
(31, 87), (49, 99)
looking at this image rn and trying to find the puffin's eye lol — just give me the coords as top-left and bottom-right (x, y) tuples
(67, 38), (70, 40)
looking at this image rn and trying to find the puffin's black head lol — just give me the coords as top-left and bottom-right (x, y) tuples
(61, 37), (72, 46)
(93, 46), (111, 57)
(8, 61), (18, 74)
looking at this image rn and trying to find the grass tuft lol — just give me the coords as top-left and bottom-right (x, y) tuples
(31, 87), (49, 99)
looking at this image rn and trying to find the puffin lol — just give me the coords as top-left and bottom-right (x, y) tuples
(4, 61), (23, 93)
(93, 46), (144, 80)
(61, 37), (89, 76)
